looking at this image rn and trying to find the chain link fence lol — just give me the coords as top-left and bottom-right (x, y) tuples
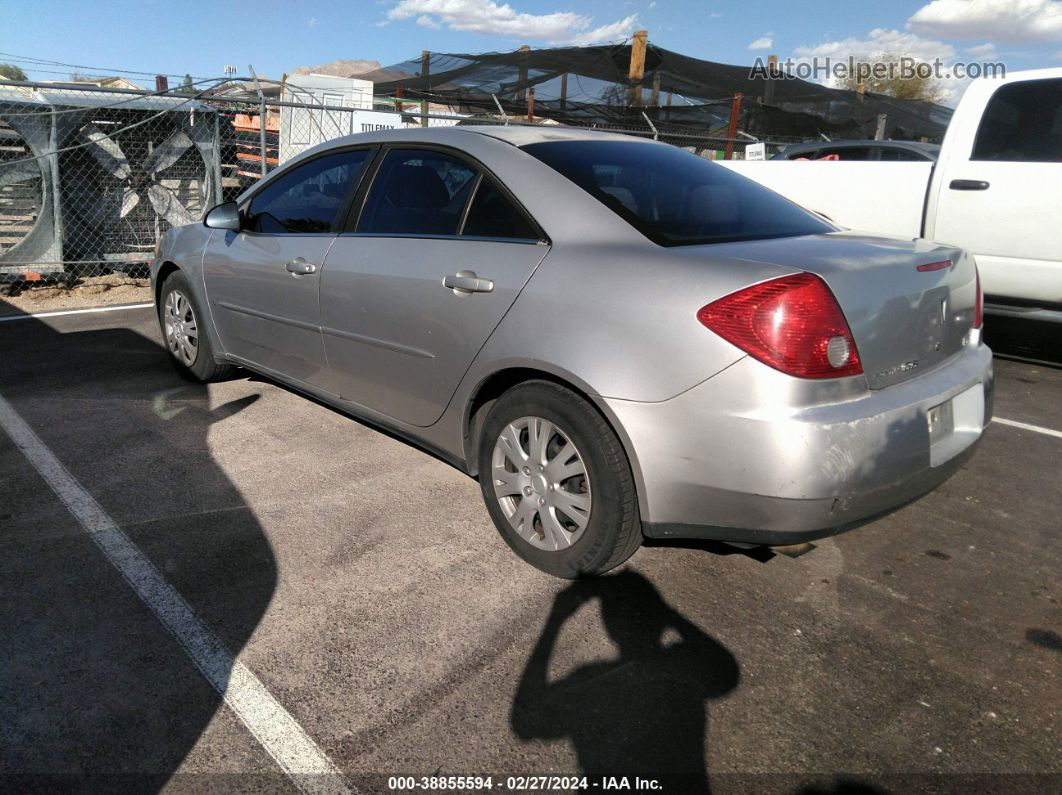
(0, 77), (801, 293)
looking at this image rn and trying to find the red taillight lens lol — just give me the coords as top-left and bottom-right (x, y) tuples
(973, 268), (983, 329)
(697, 273), (863, 379)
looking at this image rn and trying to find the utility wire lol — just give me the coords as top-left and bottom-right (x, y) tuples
(0, 51), (215, 81)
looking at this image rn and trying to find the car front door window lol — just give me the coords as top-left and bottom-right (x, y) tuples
(245, 150), (370, 234)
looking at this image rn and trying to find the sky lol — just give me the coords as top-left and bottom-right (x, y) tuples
(3, 0), (1061, 104)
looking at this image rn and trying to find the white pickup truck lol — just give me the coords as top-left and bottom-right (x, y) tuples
(722, 67), (1062, 321)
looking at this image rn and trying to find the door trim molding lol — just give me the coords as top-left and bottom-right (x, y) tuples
(321, 325), (435, 360)
(215, 301), (320, 333)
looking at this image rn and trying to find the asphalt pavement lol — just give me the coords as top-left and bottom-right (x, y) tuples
(0, 302), (1058, 793)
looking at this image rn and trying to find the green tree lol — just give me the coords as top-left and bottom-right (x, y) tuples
(0, 63), (28, 81)
(840, 54), (945, 103)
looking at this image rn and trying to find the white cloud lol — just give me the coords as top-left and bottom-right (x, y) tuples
(572, 15), (639, 45)
(748, 33), (774, 50)
(964, 42), (997, 57)
(794, 27), (956, 62)
(791, 28), (968, 105)
(386, 0), (637, 44)
(908, 0), (1062, 43)
(307, 16), (318, 27)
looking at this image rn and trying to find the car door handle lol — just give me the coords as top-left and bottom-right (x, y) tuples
(286, 258), (316, 275)
(443, 270), (494, 294)
(949, 179), (990, 191)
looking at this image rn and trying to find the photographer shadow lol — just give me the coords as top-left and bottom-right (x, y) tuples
(511, 570), (740, 791)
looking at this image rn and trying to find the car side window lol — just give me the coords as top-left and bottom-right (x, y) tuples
(245, 150), (370, 234)
(972, 79), (1062, 162)
(879, 148), (926, 162)
(461, 179), (539, 241)
(358, 149), (477, 236)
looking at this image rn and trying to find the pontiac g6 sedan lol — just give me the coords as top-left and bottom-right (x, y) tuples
(151, 126), (993, 578)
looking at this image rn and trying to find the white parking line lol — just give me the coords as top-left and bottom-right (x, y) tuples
(0, 303), (154, 322)
(994, 417), (1062, 440)
(0, 393), (351, 795)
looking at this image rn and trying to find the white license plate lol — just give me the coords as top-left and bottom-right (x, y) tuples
(927, 399), (955, 443)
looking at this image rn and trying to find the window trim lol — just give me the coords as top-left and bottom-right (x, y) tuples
(236, 145), (380, 237)
(340, 142), (549, 245)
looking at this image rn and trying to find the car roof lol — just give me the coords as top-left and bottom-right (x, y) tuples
(294, 124), (659, 154)
(459, 124), (656, 147)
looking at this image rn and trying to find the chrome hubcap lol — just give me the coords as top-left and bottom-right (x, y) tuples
(491, 416), (591, 551)
(163, 289), (198, 366)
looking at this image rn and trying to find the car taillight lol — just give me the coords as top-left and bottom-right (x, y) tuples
(973, 268), (983, 329)
(697, 273), (863, 379)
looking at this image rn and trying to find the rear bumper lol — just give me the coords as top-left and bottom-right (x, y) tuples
(605, 342), (994, 544)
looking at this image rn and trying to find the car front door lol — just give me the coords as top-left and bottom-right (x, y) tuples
(203, 148), (373, 384)
(929, 76), (1062, 303)
(318, 147), (549, 427)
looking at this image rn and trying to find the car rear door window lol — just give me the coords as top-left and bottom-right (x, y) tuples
(245, 149), (370, 234)
(461, 179), (539, 241)
(972, 78), (1062, 162)
(358, 149), (477, 236)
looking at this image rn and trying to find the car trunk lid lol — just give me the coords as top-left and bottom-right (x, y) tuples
(703, 232), (978, 389)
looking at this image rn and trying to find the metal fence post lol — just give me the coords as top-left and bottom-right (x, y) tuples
(248, 65), (268, 177)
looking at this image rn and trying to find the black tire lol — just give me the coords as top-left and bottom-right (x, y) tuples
(158, 270), (234, 383)
(478, 380), (642, 578)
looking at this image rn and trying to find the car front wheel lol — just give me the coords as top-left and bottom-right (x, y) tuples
(478, 380), (641, 578)
(158, 271), (233, 383)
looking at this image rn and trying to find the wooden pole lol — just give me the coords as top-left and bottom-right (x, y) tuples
(517, 44), (530, 103)
(420, 50), (431, 127)
(650, 72), (661, 107)
(763, 54), (777, 105)
(527, 86), (535, 122)
(874, 113), (887, 140)
(559, 72), (568, 112)
(627, 29), (648, 106)
(395, 83), (403, 114)
(725, 92), (743, 160)
(665, 91), (672, 122)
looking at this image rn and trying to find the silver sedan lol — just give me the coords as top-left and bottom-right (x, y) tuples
(151, 126), (993, 577)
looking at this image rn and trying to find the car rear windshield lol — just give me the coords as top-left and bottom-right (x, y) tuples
(521, 140), (834, 246)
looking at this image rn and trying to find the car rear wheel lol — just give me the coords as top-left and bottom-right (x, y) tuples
(158, 271), (234, 383)
(478, 380), (641, 578)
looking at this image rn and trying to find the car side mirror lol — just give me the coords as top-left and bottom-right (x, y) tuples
(204, 201), (241, 231)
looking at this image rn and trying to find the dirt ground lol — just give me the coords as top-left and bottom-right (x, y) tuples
(0, 274), (152, 316)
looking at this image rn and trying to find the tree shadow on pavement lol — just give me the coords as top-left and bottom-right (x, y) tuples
(0, 300), (278, 788)
(510, 569), (740, 792)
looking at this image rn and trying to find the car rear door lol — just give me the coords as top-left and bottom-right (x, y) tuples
(318, 146), (549, 427)
(928, 76), (1062, 303)
(202, 148), (373, 384)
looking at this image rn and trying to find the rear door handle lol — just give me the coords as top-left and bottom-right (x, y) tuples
(286, 257), (316, 275)
(949, 179), (990, 191)
(443, 270), (494, 294)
